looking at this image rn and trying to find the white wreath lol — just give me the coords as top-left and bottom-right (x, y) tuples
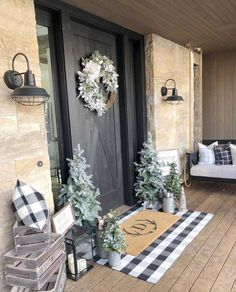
(77, 51), (119, 116)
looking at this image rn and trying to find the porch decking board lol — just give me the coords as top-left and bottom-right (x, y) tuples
(190, 217), (236, 292)
(109, 274), (137, 291)
(184, 182), (212, 210)
(231, 279), (236, 292)
(210, 242), (236, 292)
(65, 265), (112, 292)
(128, 279), (153, 292)
(169, 201), (236, 291)
(89, 270), (126, 292)
(65, 182), (236, 291)
(149, 188), (235, 291)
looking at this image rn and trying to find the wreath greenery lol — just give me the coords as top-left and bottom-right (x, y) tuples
(77, 51), (119, 116)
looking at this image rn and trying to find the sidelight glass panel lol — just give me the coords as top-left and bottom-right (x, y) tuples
(36, 24), (61, 199)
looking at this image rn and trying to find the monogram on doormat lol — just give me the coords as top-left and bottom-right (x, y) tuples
(96, 206), (213, 284)
(120, 210), (180, 256)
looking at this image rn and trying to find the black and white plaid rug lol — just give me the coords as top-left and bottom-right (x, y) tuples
(96, 206), (213, 284)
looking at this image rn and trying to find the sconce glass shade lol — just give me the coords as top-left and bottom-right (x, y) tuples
(11, 86), (50, 106)
(166, 88), (183, 105)
(3, 53), (49, 106)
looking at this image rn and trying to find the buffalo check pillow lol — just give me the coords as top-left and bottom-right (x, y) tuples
(198, 141), (218, 165)
(12, 180), (49, 230)
(214, 144), (232, 165)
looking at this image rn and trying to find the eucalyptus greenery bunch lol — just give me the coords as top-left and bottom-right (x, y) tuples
(134, 133), (165, 204)
(59, 144), (101, 227)
(101, 210), (126, 254)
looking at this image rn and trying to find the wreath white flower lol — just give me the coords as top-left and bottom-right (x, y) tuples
(77, 51), (119, 116)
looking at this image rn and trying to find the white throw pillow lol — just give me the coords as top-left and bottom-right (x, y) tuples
(198, 141), (218, 165)
(230, 144), (236, 165)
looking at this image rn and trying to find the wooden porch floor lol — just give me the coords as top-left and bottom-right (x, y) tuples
(65, 181), (236, 292)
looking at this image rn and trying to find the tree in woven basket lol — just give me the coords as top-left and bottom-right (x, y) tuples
(134, 133), (165, 206)
(59, 144), (101, 227)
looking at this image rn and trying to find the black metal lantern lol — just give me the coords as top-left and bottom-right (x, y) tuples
(65, 225), (95, 281)
(161, 79), (183, 105)
(3, 53), (49, 106)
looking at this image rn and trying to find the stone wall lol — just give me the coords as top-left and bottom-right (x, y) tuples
(145, 34), (202, 168)
(193, 52), (202, 149)
(0, 1), (53, 291)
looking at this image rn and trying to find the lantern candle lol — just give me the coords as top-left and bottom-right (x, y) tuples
(68, 254), (87, 273)
(78, 258), (87, 271)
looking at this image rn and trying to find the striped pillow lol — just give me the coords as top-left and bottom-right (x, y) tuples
(198, 141), (218, 165)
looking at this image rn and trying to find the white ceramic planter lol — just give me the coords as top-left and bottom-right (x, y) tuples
(108, 251), (121, 267)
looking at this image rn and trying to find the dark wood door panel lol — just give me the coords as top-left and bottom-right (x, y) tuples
(67, 21), (123, 212)
(35, 1), (146, 209)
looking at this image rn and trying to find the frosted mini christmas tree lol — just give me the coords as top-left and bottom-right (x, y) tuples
(134, 133), (165, 207)
(164, 162), (181, 200)
(59, 145), (101, 226)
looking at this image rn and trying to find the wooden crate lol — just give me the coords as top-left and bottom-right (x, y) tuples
(4, 234), (66, 290)
(13, 219), (51, 255)
(10, 264), (66, 292)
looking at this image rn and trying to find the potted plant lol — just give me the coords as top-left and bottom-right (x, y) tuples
(163, 162), (181, 213)
(134, 133), (165, 209)
(101, 210), (126, 267)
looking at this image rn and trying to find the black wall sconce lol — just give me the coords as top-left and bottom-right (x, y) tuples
(3, 53), (49, 106)
(161, 79), (183, 105)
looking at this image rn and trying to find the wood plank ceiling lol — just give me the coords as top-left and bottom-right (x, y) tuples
(63, 0), (236, 53)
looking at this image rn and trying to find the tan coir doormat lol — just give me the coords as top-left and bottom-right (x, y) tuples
(120, 209), (180, 256)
